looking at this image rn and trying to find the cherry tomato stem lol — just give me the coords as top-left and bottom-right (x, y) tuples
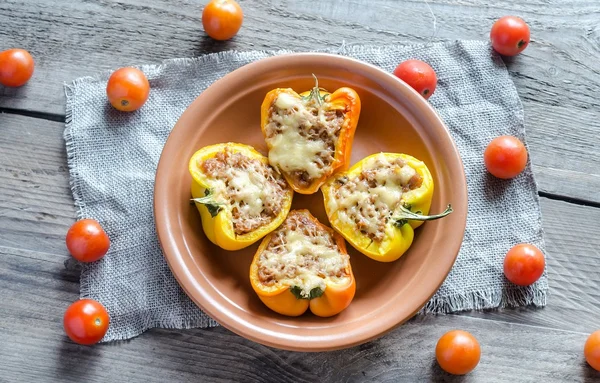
(490, 16), (530, 56)
(63, 299), (110, 345)
(106, 67), (150, 112)
(393, 59), (437, 99)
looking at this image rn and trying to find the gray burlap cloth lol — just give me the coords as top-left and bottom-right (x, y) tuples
(64, 40), (547, 342)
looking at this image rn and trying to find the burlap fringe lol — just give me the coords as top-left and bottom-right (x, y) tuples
(420, 285), (547, 315)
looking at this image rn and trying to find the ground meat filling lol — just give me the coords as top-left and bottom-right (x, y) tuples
(200, 148), (289, 235)
(264, 93), (345, 187)
(333, 156), (424, 242)
(257, 211), (350, 291)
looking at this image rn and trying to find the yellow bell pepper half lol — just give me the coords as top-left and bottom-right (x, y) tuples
(321, 153), (452, 262)
(189, 143), (294, 251)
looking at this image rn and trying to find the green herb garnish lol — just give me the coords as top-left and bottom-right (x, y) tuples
(191, 189), (224, 218)
(290, 285), (325, 300)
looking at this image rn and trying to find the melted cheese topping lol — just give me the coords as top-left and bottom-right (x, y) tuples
(257, 212), (350, 298)
(199, 149), (288, 235)
(274, 92), (299, 109)
(328, 154), (419, 242)
(267, 124), (328, 179)
(209, 167), (269, 217)
(265, 92), (343, 184)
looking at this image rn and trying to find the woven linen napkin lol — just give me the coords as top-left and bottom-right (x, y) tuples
(64, 40), (547, 342)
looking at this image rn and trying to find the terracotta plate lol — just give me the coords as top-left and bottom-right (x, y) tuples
(154, 53), (468, 352)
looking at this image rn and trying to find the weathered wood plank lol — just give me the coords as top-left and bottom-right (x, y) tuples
(2, 0), (600, 380)
(0, 0), (599, 202)
(460, 198), (600, 333)
(0, 114), (76, 256)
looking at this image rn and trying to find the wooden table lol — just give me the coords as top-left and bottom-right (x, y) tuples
(1, 0), (599, 381)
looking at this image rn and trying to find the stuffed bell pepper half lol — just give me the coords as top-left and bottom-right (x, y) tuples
(260, 76), (361, 194)
(189, 143), (294, 251)
(250, 210), (356, 317)
(321, 153), (453, 262)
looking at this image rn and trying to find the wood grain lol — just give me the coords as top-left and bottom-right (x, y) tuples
(1, 270), (598, 383)
(460, 198), (600, 333)
(0, 0), (599, 202)
(1, 113), (600, 381)
(0, 114), (76, 256)
(1, 0), (600, 381)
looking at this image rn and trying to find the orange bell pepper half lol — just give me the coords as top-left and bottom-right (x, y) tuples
(249, 209), (356, 317)
(260, 75), (361, 195)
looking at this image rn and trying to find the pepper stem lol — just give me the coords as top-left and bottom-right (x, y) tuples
(303, 73), (324, 107)
(393, 204), (453, 227)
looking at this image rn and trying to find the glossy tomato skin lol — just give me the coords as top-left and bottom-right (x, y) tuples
(0, 49), (35, 87)
(66, 219), (110, 263)
(393, 59), (437, 99)
(503, 244), (545, 286)
(202, 0), (244, 41)
(106, 67), (150, 112)
(63, 299), (110, 345)
(436, 330), (481, 375)
(490, 16), (530, 56)
(484, 135), (528, 179)
(585, 330), (600, 371)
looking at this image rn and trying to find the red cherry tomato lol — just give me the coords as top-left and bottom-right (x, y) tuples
(484, 135), (528, 179)
(585, 330), (600, 371)
(503, 244), (545, 286)
(66, 219), (110, 263)
(202, 0), (244, 41)
(106, 67), (150, 112)
(436, 330), (481, 375)
(0, 48), (35, 87)
(393, 59), (437, 99)
(490, 16), (530, 56)
(63, 299), (110, 345)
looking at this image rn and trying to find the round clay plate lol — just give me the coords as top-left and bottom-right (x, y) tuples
(154, 53), (467, 352)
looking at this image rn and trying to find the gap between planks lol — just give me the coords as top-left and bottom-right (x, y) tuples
(0, 107), (65, 123)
